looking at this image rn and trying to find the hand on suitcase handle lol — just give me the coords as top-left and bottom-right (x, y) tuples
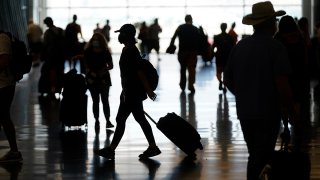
(147, 90), (157, 101)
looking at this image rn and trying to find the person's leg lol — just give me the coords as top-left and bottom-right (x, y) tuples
(131, 100), (161, 158)
(178, 51), (187, 91)
(240, 117), (280, 180)
(155, 40), (160, 60)
(131, 101), (156, 146)
(88, 87), (100, 125)
(100, 85), (113, 127)
(216, 65), (223, 90)
(109, 100), (131, 149)
(94, 98), (131, 159)
(186, 51), (198, 92)
(0, 86), (18, 152)
(0, 85), (22, 163)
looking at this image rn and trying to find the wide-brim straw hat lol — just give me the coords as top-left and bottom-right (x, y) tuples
(242, 1), (286, 25)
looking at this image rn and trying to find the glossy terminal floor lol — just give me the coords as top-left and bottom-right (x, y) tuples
(0, 53), (319, 180)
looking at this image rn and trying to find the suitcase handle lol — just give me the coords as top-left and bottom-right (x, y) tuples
(144, 111), (157, 125)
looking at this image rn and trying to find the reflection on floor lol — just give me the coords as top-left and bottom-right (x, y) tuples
(0, 54), (319, 180)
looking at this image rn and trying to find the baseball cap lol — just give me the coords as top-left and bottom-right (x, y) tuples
(114, 24), (136, 37)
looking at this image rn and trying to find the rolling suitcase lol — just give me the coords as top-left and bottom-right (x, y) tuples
(260, 120), (311, 180)
(144, 112), (203, 157)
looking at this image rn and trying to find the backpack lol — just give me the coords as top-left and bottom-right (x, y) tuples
(10, 36), (32, 81)
(140, 59), (159, 91)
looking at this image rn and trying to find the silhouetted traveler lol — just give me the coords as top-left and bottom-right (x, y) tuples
(94, 24), (161, 160)
(83, 33), (114, 129)
(27, 19), (43, 66)
(65, 14), (84, 68)
(224, 2), (298, 179)
(298, 17), (312, 49)
(0, 31), (23, 163)
(212, 23), (234, 93)
(228, 22), (238, 45)
(169, 14), (200, 93)
(93, 23), (103, 34)
(138, 21), (149, 58)
(275, 16), (310, 144)
(148, 18), (162, 60)
(310, 22), (320, 80)
(39, 17), (65, 96)
(102, 19), (111, 42)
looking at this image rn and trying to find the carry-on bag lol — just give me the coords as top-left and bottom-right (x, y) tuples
(59, 69), (88, 127)
(144, 112), (203, 157)
(260, 120), (311, 180)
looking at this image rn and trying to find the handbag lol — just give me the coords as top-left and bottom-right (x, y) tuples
(166, 44), (176, 54)
(260, 120), (311, 180)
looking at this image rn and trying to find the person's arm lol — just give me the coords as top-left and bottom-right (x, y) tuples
(275, 75), (300, 125)
(0, 54), (10, 71)
(105, 50), (113, 70)
(77, 24), (84, 40)
(0, 34), (11, 71)
(223, 49), (235, 94)
(170, 26), (179, 45)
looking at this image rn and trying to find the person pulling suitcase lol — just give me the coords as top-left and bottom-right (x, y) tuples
(94, 24), (161, 160)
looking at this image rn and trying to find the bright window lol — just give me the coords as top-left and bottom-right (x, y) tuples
(44, 0), (302, 52)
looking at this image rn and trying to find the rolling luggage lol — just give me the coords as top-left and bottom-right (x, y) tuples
(38, 63), (63, 95)
(144, 112), (203, 157)
(59, 69), (88, 128)
(260, 120), (311, 180)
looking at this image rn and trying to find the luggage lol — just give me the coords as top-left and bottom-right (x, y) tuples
(267, 149), (310, 180)
(38, 63), (63, 95)
(198, 26), (214, 63)
(144, 112), (203, 157)
(60, 129), (87, 159)
(260, 121), (311, 180)
(59, 69), (88, 127)
(165, 44), (176, 54)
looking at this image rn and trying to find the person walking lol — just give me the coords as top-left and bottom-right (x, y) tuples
(39, 17), (65, 96)
(228, 22), (238, 45)
(148, 18), (162, 61)
(83, 32), (114, 129)
(27, 19), (43, 66)
(65, 14), (84, 69)
(275, 15), (310, 151)
(212, 23), (234, 93)
(138, 21), (149, 58)
(102, 19), (111, 43)
(94, 24), (161, 160)
(0, 31), (23, 163)
(169, 14), (200, 93)
(93, 23), (103, 34)
(223, 2), (299, 179)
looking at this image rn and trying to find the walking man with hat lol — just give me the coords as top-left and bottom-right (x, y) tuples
(224, 1), (299, 179)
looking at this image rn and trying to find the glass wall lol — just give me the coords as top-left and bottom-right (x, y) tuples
(40, 0), (302, 53)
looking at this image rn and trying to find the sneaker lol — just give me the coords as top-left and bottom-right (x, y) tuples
(94, 147), (115, 160)
(139, 146), (161, 159)
(106, 123), (114, 129)
(0, 151), (23, 163)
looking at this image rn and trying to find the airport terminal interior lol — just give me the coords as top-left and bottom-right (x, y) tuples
(0, 0), (320, 179)
(0, 53), (319, 179)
